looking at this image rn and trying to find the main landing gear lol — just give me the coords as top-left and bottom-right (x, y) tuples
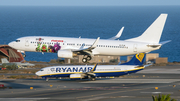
(23, 54), (26, 57)
(88, 75), (96, 81)
(82, 55), (92, 63)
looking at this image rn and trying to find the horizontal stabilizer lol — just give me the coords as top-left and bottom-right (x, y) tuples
(159, 40), (171, 45)
(109, 27), (124, 40)
(147, 44), (161, 48)
(147, 40), (171, 48)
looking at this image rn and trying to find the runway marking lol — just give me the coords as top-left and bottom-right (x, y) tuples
(76, 89), (143, 99)
(140, 92), (174, 94)
(0, 98), (49, 100)
(76, 84), (175, 99)
(118, 96), (135, 98)
(82, 96), (107, 101)
(29, 90), (78, 97)
(81, 79), (180, 83)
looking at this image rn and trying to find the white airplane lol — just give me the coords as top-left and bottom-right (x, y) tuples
(8, 14), (170, 62)
(0, 58), (35, 68)
(36, 53), (147, 81)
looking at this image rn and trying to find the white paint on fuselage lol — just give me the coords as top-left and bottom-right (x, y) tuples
(8, 36), (160, 56)
(35, 65), (139, 76)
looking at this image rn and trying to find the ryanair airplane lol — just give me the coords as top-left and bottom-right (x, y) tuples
(36, 53), (147, 81)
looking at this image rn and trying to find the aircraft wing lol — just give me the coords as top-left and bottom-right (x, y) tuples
(69, 64), (98, 79)
(83, 63), (98, 76)
(72, 37), (100, 55)
(109, 27), (124, 40)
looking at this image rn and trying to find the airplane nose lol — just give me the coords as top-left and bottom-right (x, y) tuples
(35, 72), (39, 76)
(8, 42), (14, 47)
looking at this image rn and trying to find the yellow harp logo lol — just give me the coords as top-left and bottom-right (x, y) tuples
(135, 53), (145, 62)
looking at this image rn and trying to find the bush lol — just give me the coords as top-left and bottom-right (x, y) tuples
(152, 94), (176, 101)
(2, 63), (17, 70)
(5, 64), (17, 70)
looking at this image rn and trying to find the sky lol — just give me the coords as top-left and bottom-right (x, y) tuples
(0, 0), (180, 6)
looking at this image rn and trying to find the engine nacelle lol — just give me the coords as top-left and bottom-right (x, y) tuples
(70, 74), (82, 79)
(70, 74), (86, 79)
(57, 50), (73, 58)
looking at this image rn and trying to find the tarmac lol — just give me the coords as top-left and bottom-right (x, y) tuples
(0, 64), (180, 101)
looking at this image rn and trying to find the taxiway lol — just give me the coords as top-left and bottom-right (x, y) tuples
(0, 64), (180, 101)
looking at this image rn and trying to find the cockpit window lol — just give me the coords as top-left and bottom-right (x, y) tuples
(16, 40), (20, 42)
(40, 69), (44, 71)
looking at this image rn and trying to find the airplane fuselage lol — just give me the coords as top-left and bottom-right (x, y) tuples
(9, 36), (160, 56)
(36, 65), (144, 78)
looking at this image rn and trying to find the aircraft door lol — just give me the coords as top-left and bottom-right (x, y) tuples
(25, 38), (29, 47)
(47, 69), (51, 74)
(133, 44), (137, 52)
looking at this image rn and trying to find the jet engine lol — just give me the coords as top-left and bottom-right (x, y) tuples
(70, 74), (85, 79)
(57, 50), (73, 58)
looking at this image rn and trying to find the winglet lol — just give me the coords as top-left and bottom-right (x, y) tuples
(91, 37), (100, 49)
(72, 37), (100, 52)
(109, 27), (124, 40)
(91, 63), (98, 72)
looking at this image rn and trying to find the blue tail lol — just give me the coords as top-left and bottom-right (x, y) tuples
(120, 53), (146, 65)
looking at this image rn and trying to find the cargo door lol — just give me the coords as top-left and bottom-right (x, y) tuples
(47, 69), (51, 76)
(25, 38), (29, 47)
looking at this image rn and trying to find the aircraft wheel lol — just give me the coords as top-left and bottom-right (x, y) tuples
(46, 78), (49, 82)
(91, 77), (96, 81)
(87, 56), (91, 61)
(23, 54), (26, 57)
(82, 58), (87, 63)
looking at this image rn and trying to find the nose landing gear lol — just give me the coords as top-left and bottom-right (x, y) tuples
(18, 50), (26, 57)
(88, 75), (96, 81)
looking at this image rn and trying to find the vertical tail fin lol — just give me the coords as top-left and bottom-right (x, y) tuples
(120, 53), (146, 65)
(126, 14), (168, 44)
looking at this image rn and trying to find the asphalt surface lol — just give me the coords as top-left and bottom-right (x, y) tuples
(0, 64), (180, 101)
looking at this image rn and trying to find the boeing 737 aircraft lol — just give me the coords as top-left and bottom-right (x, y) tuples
(36, 53), (146, 81)
(0, 58), (35, 68)
(8, 14), (170, 62)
